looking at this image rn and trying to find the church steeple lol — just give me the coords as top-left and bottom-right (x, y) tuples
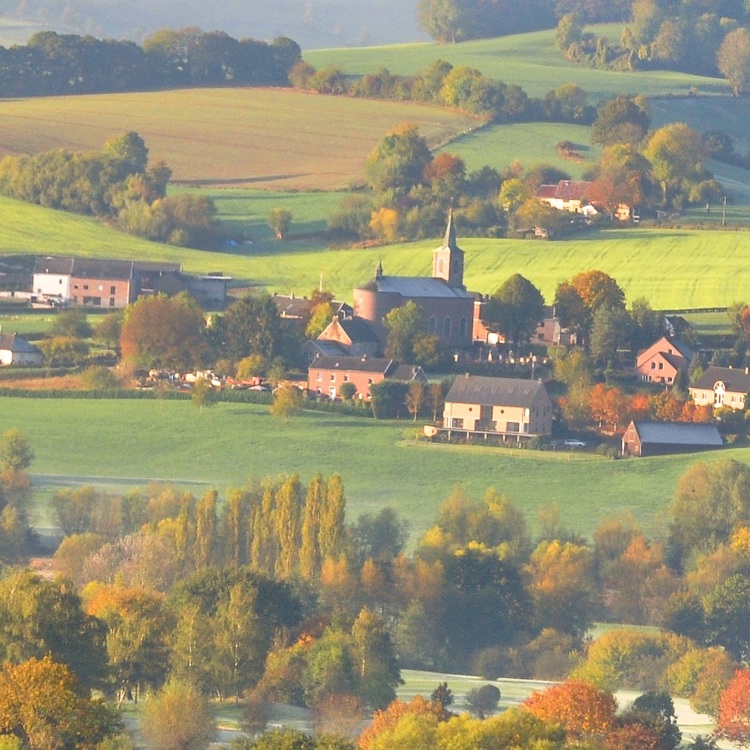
(432, 209), (464, 288)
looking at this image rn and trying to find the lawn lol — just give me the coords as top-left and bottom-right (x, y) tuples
(4, 396), (750, 542)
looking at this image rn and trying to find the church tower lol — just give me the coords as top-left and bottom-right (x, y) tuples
(432, 209), (465, 289)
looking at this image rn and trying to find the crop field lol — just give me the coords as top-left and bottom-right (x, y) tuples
(0, 88), (479, 191)
(304, 25), (730, 101)
(3, 395), (750, 541)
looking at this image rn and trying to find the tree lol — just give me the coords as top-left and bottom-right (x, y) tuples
(406, 381), (426, 421)
(0, 428), (33, 476)
(522, 680), (617, 737)
(352, 607), (402, 708)
(0, 656), (118, 750)
(716, 668), (750, 747)
(51, 307), (91, 339)
(591, 95), (651, 146)
(644, 124), (705, 208)
(465, 684), (501, 718)
(384, 301), (427, 361)
(272, 386), (304, 420)
(192, 379), (216, 411)
(703, 574), (750, 662)
(365, 123), (432, 202)
(717, 27), (750, 95)
(269, 207), (293, 239)
(140, 680), (216, 750)
(481, 274), (545, 346)
(222, 293), (283, 362)
(619, 692), (681, 750)
(120, 294), (207, 370)
(590, 305), (632, 365)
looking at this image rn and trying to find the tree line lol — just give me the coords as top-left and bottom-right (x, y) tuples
(0, 132), (223, 248)
(0, 28), (301, 98)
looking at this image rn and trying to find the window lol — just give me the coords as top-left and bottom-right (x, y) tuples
(330, 374), (336, 381)
(97, 284), (103, 291)
(429, 316), (437, 334)
(451, 418), (464, 428)
(651, 362), (656, 369)
(368, 378), (373, 385)
(316, 372), (322, 381)
(109, 298), (116, 308)
(459, 317), (467, 337)
(83, 284), (89, 290)
(110, 286), (116, 294)
(443, 317), (452, 337)
(658, 362), (664, 370)
(344, 374), (349, 382)
(59, 279), (62, 284)
(506, 422), (520, 432)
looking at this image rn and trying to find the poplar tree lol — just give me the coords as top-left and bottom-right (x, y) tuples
(319, 473), (346, 561)
(223, 489), (247, 568)
(300, 474), (326, 580)
(275, 475), (303, 579)
(194, 490), (218, 570)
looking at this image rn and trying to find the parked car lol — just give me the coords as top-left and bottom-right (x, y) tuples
(563, 438), (586, 447)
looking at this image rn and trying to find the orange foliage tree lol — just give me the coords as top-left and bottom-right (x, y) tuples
(717, 668), (750, 746)
(521, 680), (617, 738)
(359, 695), (437, 750)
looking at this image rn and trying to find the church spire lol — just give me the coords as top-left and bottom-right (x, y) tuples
(375, 260), (383, 279)
(433, 209), (464, 288)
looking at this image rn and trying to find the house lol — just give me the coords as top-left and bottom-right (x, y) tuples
(472, 302), (576, 347)
(0, 333), (43, 366)
(31, 256), (229, 309)
(353, 211), (474, 351)
(536, 180), (597, 214)
(316, 316), (380, 358)
(307, 355), (426, 401)
(690, 366), (750, 411)
(440, 374), (553, 440)
(635, 336), (693, 385)
(622, 420), (722, 457)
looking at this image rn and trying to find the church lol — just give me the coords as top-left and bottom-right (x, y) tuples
(352, 211), (475, 351)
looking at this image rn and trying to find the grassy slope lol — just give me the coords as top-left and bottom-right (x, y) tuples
(0, 88), (478, 191)
(304, 26), (730, 101)
(3, 396), (747, 539)
(3, 193), (750, 309)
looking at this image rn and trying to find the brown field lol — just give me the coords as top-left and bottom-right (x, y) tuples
(0, 87), (481, 191)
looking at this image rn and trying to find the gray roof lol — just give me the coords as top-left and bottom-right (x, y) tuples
(310, 356), (395, 374)
(389, 364), (428, 382)
(306, 341), (349, 357)
(338, 317), (379, 343)
(445, 375), (549, 407)
(0, 333), (41, 354)
(34, 256), (180, 280)
(631, 421), (722, 447)
(691, 366), (750, 394)
(34, 256), (75, 275)
(363, 276), (472, 299)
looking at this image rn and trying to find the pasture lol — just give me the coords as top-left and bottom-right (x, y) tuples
(0, 88), (479, 191)
(3, 395), (748, 541)
(304, 26), (731, 101)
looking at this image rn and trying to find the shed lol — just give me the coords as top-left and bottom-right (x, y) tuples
(621, 420), (722, 457)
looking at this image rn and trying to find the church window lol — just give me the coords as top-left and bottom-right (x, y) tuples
(459, 317), (467, 337)
(443, 317), (452, 337)
(429, 316), (437, 333)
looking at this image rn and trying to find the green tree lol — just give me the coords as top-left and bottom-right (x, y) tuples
(272, 386), (304, 420)
(192, 379), (216, 412)
(703, 574), (750, 662)
(140, 680), (216, 750)
(466, 684), (502, 718)
(300, 474), (325, 580)
(591, 95), (651, 146)
(275, 475), (303, 579)
(223, 293), (283, 362)
(384, 301), (427, 362)
(481, 274), (545, 346)
(417, 0), (469, 43)
(365, 124), (432, 203)
(319, 474), (347, 562)
(644, 123), (705, 208)
(51, 307), (91, 339)
(269, 207), (293, 240)
(352, 607), (402, 709)
(0, 428), (33, 475)
(590, 305), (632, 365)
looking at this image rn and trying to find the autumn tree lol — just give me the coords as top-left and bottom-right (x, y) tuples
(522, 679), (617, 738)
(0, 656), (118, 750)
(272, 386), (304, 420)
(717, 27), (750, 96)
(0, 427), (33, 505)
(140, 680), (216, 750)
(120, 293), (207, 370)
(716, 668), (750, 747)
(591, 95), (651, 146)
(481, 274), (545, 346)
(589, 144), (656, 217)
(269, 207), (293, 239)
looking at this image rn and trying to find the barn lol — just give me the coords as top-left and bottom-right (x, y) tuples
(621, 420), (723, 457)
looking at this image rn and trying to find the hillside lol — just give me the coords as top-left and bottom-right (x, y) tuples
(0, 88), (479, 191)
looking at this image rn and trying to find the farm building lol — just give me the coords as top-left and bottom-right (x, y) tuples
(353, 211), (474, 351)
(440, 374), (553, 441)
(621, 420), (722, 457)
(690, 366), (750, 410)
(307, 354), (426, 401)
(0, 333), (43, 366)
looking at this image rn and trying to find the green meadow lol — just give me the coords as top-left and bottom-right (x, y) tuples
(304, 26), (730, 100)
(2, 396), (748, 541)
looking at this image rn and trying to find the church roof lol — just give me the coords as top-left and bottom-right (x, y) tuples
(367, 276), (472, 299)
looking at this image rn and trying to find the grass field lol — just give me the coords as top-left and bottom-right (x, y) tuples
(4, 396), (750, 541)
(0, 88), (479, 191)
(3, 193), (750, 310)
(304, 25), (731, 101)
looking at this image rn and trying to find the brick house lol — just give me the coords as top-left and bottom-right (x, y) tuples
(307, 355), (426, 401)
(536, 180), (596, 214)
(690, 366), (750, 411)
(440, 374), (553, 440)
(635, 336), (693, 385)
(316, 316), (380, 358)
